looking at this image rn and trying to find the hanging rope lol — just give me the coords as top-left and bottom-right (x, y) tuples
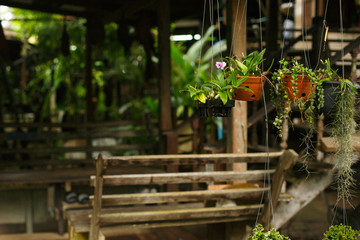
(314, 0), (330, 69)
(339, 0), (348, 226)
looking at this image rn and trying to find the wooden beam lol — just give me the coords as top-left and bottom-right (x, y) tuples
(260, 149), (298, 230)
(92, 170), (275, 186)
(105, 151), (283, 166)
(95, 188), (269, 205)
(98, 205), (262, 224)
(320, 136), (360, 153)
(330, 36), (360, 65)
(273, 171), (333, 228)
(101, 216), (255, 235)
(157, 0), (172, 138)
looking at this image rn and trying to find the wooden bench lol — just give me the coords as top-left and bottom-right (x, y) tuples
(66, 150), (298, 239)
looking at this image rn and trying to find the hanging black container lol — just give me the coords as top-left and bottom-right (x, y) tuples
(197, 99), (235, 118)
(320, 81), (341, 116)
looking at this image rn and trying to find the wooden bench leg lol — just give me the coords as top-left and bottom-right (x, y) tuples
(25, 190), (33, 233)
(56, 183), (65, 235)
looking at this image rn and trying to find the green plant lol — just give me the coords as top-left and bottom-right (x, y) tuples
(271, 58), (320, 163)
(171, 25), (227, 117)
(316, 59), (358, 200)
(322, 224), (360, 240)
(183, 49), (268, 105)
(248, 224), (291, 240)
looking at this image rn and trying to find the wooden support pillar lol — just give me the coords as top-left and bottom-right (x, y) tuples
(229, 0), (247, 175)
(316, 0), (325, 17)
(157, 0), (178, 191)
(85, 19), (94, 123)
(223, 1), (247, 239)
(85, 19), (94, 161)
(266, 0), (279, 53)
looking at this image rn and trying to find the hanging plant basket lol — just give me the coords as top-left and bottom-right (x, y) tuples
(283, 74), (314, 101)
(233, 76), (265, 101)
(197, 99), (235, 118)
(319, 81), (341, 116)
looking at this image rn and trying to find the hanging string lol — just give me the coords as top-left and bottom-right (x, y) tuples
(314, 0), (330, 69)
(279, 0), (293, 67)
(255, 0), (274, 228)
(301, 0), (311, 68)
(339, 0), (348, 226)
(209, 0), (215, 80)
(196, 0), (207, 81)
(229, 0), (247, 58)
(216, 0), (223, 60)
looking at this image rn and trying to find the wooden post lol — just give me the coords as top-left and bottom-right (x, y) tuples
(85, 19), (94, 123)
(157, 0), (178, 191)
(89, 154), (107, 240)
(266, 0), (279, 53)
(260, 149), (298, 230)
(85, 19), (94, 160)
(228, 0), (247, 239)
(230, 0), (247, 179)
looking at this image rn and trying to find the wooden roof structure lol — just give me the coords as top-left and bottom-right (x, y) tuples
(0, 0), (205, 23)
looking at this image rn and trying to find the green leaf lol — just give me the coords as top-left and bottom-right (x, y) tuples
(235, 60), (248, 74)
(202, 40), (227, 62)
(197, 93), (207, 103)
(218, 91), (228, 104)
(344, 79), (358, 94)
(233, 75), (248, 86)
(186, 25), (216, 64)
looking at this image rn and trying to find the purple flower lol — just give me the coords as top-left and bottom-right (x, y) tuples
(216, 61), (226, 70)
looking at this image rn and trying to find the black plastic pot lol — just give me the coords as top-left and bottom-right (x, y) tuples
(197, 99), (235, 118)
(320, 81), (341, 116)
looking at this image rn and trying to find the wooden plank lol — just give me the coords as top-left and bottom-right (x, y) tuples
(0, 166), (164, 184)
(0, 120), (154, 128)
(68, 203), (205, 232)
(91, 170), (275, 186)
(98, 205), (262, 224)
(260, 149), (298, 230)
(0, 129), (158, 141)
(101, 216), (256, 234)
(71, 216), (256, 234)
(0, 144), (153, 154)
(320, 136), (360, 152)
(105, 152), (283, 166)
(89, 154), (107, 240)
(94, 188), (269, 206)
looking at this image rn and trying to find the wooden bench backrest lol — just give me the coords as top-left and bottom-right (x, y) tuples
(89, 150), (298, 239)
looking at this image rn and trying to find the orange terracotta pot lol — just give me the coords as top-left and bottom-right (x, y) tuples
(233, 76), (265, 101)
(283, 74), (315, 101)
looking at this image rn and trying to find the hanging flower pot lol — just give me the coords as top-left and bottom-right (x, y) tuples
(233, 76), (265, 101)
(283, 74), (314, 101)
(197, 99), (235, 118)
(319, 81), (341, 116)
